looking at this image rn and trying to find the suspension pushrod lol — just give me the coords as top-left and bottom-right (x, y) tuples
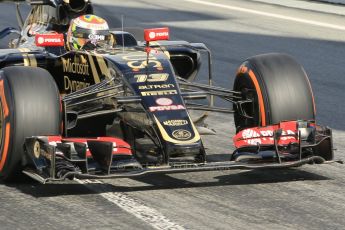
(178, 80), (241, 95)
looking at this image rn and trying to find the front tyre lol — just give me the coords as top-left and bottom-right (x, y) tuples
(0, 66), (61, 181)
(233, 53), (315, 132)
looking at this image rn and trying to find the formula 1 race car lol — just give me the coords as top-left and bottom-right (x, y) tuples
(0, 0), (335, 183)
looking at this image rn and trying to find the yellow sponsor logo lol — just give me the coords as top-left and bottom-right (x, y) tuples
(138, 84), (174, 90)
(163, 120), (188, 126)
(62, 57), (89, 76)
(134, 73), (169, 83)
(141, 90), (177, 96)
(64, 76), (90, 92)
(123, 52), (163, 71)
(127, 60), (163, 70)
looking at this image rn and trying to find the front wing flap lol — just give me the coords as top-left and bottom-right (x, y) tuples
(23, 136), (141, 183)
(232, 120), (334, 162)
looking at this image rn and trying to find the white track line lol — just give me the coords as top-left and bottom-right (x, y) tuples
(75, 179), (185, 230)
(182, 0), (345, 31)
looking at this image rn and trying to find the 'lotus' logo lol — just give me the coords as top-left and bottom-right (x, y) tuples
(172, 129), (191, 140)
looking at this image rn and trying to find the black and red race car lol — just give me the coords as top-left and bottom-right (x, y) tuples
(0, 0), (336, 183)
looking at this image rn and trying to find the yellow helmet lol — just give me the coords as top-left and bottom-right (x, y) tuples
(67, 14), (111, 50)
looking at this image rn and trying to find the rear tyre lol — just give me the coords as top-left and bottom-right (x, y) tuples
(233, 53), (315, 131)
(0, 66), (61, 181)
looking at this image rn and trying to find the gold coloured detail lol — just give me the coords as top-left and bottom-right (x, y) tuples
(153, 115), (200, 144)
(87, 54), (101, 83)
(18, 48), (30, 52)
(62, 57), (89, 75)
(134, 73), (169, 83)
(64, 76), (90, 92)
(23, 54), (30, 66)
(138, 84), (174, 90)
(141, 90), (177, 96)
(28, 54), (37, 67)
(163, 120), (188, 126)
(127, 59), (162, 70)
(96, 55), (111, 78)
(33, 141), (40, 159)
(172, 129), (192, 140)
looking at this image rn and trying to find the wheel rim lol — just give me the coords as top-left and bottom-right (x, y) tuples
(234, 82), (261, 132)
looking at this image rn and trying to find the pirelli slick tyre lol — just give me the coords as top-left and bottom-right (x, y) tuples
(0, 66), (61, 181)
(233, 53), (315, 132)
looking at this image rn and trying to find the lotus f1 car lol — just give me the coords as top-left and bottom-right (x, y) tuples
(0, 0), (336, 183)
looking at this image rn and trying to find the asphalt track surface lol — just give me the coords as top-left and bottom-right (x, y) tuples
(1, 0), (345, 229)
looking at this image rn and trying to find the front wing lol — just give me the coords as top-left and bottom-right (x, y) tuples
(22, 120), (339, 184)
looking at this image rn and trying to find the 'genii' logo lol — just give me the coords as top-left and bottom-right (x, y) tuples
(88, 34), (105, 41)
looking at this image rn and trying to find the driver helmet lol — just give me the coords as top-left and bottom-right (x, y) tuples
(67, 14), (112, 50)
